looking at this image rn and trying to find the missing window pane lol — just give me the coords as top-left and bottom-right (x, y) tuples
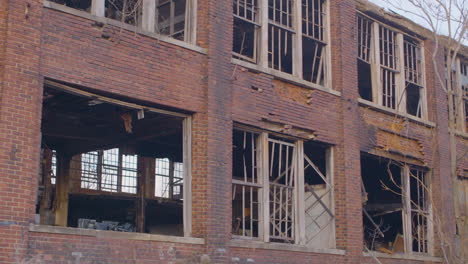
(358, 59), (373, 101)
(233, 17), (257, 62)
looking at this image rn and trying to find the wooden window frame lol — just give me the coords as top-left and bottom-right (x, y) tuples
(232, 126), (335, 248)
(356, 12), (428, 120)
(59, 0), (199, 44)
(232, 0), (332, 88)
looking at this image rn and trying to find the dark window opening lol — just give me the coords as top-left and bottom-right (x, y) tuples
(156, 0), (187, 40)
(38, 82), (186, 237)
(268, 25), (293, 74)
(105, 0), (142, 26)
(361, 155), (404, 253)
(233, 17), (257, 62)
(50, 0), (92, 11)
(406, 83), (422, 117)
(303, 37), (325, 85)
(358, 59), (373, 101)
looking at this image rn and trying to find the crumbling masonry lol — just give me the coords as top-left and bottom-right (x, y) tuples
(0, 0), (467, 263)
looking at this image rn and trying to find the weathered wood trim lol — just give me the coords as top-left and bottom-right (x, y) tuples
(29, 224), (205, 244)
(183, 116), (192, 237)
(230, 239), (346, 255)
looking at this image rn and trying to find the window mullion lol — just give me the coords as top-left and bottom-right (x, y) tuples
(402, 165), (413, 253)
(183, 116), (192, 237)
(260, 132), (270, 242)
(293, 0), (303, 78)
(142, 0), (156, 32)
(372, 23), (382, 105)
(259, 0), (269, 68)
(397, 33), (407, 113)
(295, 140), (306, 245)
(91, 0), (105, 17)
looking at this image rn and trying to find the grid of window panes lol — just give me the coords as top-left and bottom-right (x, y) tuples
(155, 158), (171, 198)
(81, 151), (99, 190)
(101, 148), (119, 192)
(121, 154), (138, 194)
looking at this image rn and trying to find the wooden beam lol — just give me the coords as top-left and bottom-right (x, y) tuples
(54, 153), (72, 227)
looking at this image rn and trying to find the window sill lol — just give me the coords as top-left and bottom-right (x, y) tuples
(358, 98), (436, 128)
(230, 239), (345, 255)
(231, 58), (341, 97)
(363, 251), (443, 262)
(451, 129), (468, 139)
(29, 224), (205, 245)
(43, 1), (207, 55)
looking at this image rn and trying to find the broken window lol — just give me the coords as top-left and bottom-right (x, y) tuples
(37, 80), (191, 237)
(379, 25), (398, 109)
(156, 0), (187, 40)
(404, 37), (424, 117)
(50, 0), (92, 11)
(303, 141), (334, 248)
(232, 0), (330, 86)
(356, 14), (427, 118)
(232, 130), (261, 238)
(268, 136), (296, 242)
(155, 158), (183, 199)
(268, 0), (294, 74)
(73, 148), (138, 193)
(361, 154), (432, 255)
(233, 0), (259, 62)
(105, 0), (142, 26)
(302, 0), (327, 85)
(232, 127), (335, 247)
(357, 15), (373, 101)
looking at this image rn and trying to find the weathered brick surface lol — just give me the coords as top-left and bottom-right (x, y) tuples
(0, 0), (464, 263)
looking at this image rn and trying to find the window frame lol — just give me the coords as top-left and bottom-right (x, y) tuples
(232, 0), (332, 89)
(452, 57), (468, 133)
(48, 0), (198, 44)
(356, 12), (428, 120)
(232, 126), (335, 247)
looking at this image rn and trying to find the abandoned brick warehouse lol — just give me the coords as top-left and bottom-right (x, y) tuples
(0, 0), (467, 263)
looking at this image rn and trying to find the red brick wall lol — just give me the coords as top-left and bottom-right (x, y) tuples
(0, 0), (463, 263)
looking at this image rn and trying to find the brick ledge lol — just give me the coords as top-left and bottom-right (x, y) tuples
(363, 251), (443, 262)
(358, 98), (436, 128)
(231, 58), (341, 97)
(230, 239), (346, 255)
(29, 224), (205, 244)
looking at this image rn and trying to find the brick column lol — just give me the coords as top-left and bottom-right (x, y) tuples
(0, 0), (43, 263)
(426, 40), (457, 256)
(200, 0), (234, 262)
(329, 0), (364, 263)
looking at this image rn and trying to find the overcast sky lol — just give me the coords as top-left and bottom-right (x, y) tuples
(368, 0), (433, 30)
(367, 0), (466, 44)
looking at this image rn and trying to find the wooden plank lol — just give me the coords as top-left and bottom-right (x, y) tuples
(54, 153), (72, 227)
(142, 0), (156, 32)
(397, 33), (407, 113)
(183, 116), (192, 236)
(372, 22), (381, 104)
(91, 0), (105, 17)
(259, 0), (269, 68)
(44, 80), (188, 118)
(293, 0), (303, 79)
(402, 165), (412, 253)
(296, 140), (306, 245)
(325, 147), (336, 248)
(260, 132), (270, 242)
